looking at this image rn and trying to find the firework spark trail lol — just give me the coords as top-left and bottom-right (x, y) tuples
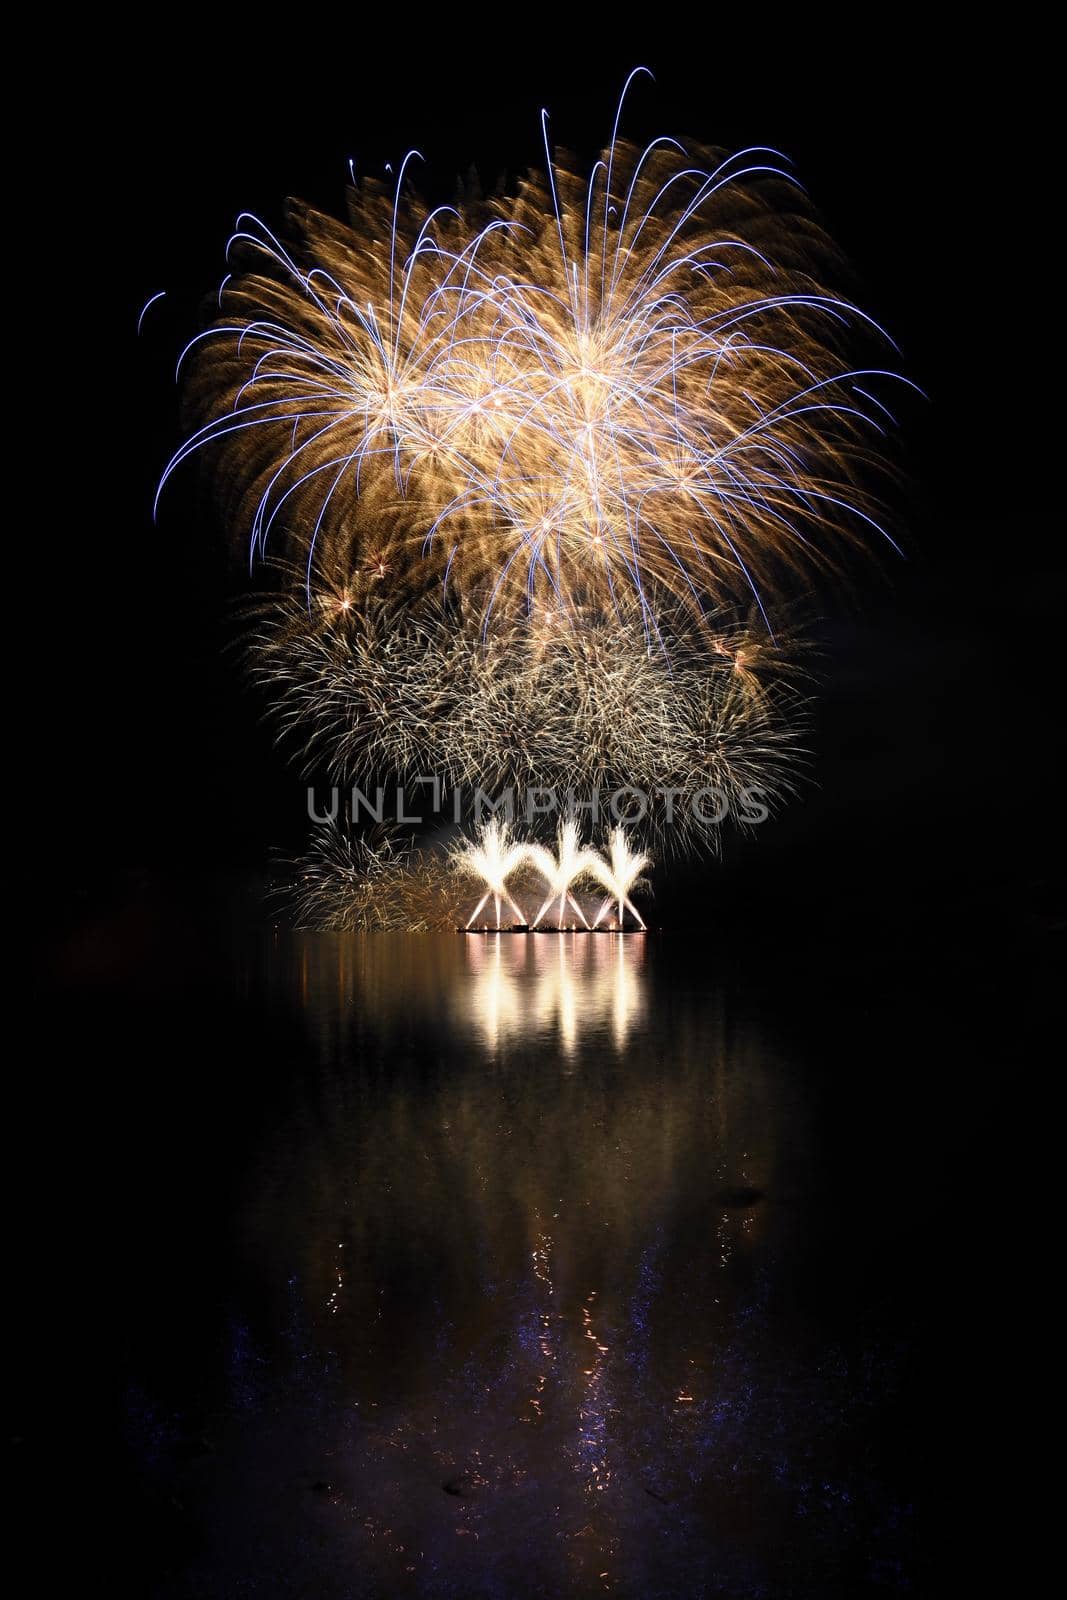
(452, 818), (530, 928)
(162, 84), (909, 643)
(525, 820), (600, 929)
(284, 827), (468, 932)
(589, 829), (650, 929)
(245, 583), (806, 856)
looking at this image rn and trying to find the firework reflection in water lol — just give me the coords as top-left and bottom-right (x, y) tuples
(462, 930), (647, 1053)
(205, 931), (863, 1599)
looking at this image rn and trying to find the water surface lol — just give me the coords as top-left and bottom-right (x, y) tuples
(116, 927), (920, 1597)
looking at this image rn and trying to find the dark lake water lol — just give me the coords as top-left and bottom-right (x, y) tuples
(64, 909), (937, 1597)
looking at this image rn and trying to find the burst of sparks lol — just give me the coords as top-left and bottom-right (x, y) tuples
(247, 585), (805, 857)
(452, 818), (530, 928)
(161, 79), (911, 644)
(526, 820), (600, 929)
(589, 828), (650, 929)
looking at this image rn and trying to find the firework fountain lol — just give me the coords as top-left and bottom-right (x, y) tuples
(590, 828), (650, 930)
(454, 820), (529, 930)
(527, 821), (598, 930)
(449, 821), (648, 934)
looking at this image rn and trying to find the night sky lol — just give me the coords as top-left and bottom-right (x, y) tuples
(26, 34), (1056, 1598)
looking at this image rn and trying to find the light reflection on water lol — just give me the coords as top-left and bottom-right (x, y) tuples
(144, 933), (909, 1599)
(461, 933), (647, 1053)
(274, 929), (648, 1055)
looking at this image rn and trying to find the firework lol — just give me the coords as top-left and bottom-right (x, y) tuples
(162, 81), (907, 641)
(285, 826), (466, 932)
(246, 582), (805, 854)
(451, 817), (530, 928)
(526, 819), (600, 929)
(288, 819), (653, 934)
(159, 78), (906, 925)
(589, 828), (650, 929)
